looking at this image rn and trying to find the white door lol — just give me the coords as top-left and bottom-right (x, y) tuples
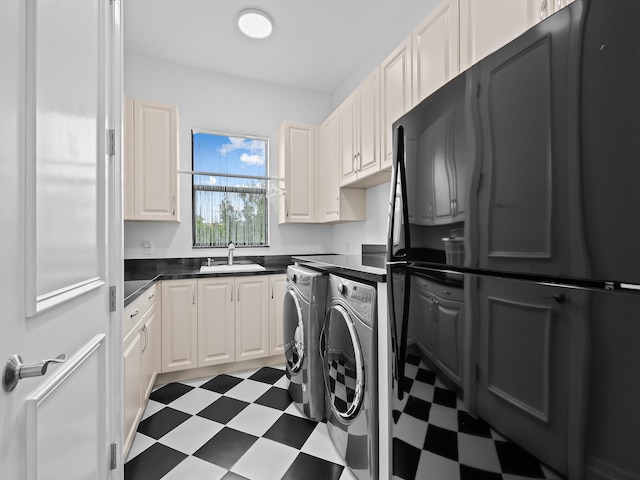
(0, 0), (122, 479)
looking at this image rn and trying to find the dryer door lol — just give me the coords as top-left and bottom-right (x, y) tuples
(283, 288), (305, 373)
(321, 304), (365, 420)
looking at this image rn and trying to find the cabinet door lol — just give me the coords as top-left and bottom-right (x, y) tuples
(339, 93), (358, 185)
(381, 36), (412, 170)
(198, 277), (235, 367)
(317, 111), (340, 222)
(459, 0), (534, 71)
(123, 96), (135, 220)
(356, 69), (380, 178)
(235, 276), (270, 362)
(269, 274), (287, 356)
(161, 279), (198, 372)
(141, 303), (160, 401)
(133, 98), (179, 221)
(413, 0), (460, 104)
(434, 297), (464, 385)
(475, 277), (576, 476)
(123, 330), (142, 456)
(279, 122), (316, 223)
(409, 277), (437, 361)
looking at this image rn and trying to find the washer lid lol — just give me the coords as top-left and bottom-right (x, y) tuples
(321, 304), (364, 421)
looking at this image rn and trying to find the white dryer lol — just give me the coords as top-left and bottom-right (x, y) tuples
(283, 265), (328, 421)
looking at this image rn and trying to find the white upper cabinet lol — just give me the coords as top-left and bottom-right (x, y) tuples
(124, 96), (179, 222)
(459, 0), (535, 71)
(380, 36), (413, 170)
(316, 110), (366, 223)
(412, 0), (460, 105)
(278, 121), (316, 224)
(340, 69), (389, 188)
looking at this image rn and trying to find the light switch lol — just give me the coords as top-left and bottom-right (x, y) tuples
(143, 240), (153, 255)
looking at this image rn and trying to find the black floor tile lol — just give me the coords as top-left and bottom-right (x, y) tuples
(432, 386), (457, 408)
(200, 374), (243, 394)
(458, 411), (492, 438)
(193, 427), (258, 470)
(149, 382), (194, 405)
(197, 396), (249, 424)
(415, 367), (437, 385)
(423, 424), (459, 462)
(249, 366), (285, 384)
(404, 395), (431, 421)
(222, 472), (250, 480)
(264, 413), (317, 449)
(282, 452), (344, 480)
(392, 437), (422, 480)
(495, 441), (546, 478)
(137, 407), (191, 440)
(124, 443), (187, 480)
(460, 464), (504, 480)
(406, 353), (422, 366)
(254, 386), (292, 411)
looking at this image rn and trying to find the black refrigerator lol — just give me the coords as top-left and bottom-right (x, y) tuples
(386, 1), (640, 479)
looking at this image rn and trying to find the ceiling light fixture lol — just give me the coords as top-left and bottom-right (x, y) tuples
(237, 9), (273, 39)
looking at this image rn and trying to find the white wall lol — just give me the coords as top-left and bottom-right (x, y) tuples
(332, 182), (391, 254)
(124, 53), (335, 259)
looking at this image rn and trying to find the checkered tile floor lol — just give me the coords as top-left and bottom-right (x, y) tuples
(392, 353), (565, 480)
(124, 365), (357, 480)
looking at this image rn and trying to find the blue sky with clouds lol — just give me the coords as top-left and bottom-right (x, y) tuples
(193, 132), (267, 180)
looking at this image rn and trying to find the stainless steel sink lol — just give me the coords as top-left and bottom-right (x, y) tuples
(199, 263), (265, 274)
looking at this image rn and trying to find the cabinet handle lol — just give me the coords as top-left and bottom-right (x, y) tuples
(148, 293), (155, 300)
(271, 285), (274, 299)
(130, 308), (140, 318)
(237, 288), (240, 302)
(441, 290), (452, 295)
(192, 285), (195, 305)
(172, 196), (176, 216)
(285, 199), (289, 218)
(230, 285), (234, 302)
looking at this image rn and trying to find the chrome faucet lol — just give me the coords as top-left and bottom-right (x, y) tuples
(227, 242), (235, 265)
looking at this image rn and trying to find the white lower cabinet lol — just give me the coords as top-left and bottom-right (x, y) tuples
(269, 274), (287, 356)
(161, 274), (286, 373)
(123, 284), (161, 458)
(161, 279), (198, 373)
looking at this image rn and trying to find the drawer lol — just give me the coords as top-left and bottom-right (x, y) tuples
(412, 275), (464, 303)
(124, 283), (158, 338)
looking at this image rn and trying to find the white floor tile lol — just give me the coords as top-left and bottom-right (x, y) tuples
(457, 432), (501, 473)
(300, 423), (345, 465)
(225, 378), (272, 403)
(284, 402), (306, 418)
(180, 377), (212, 388)
(340, 466), (359, 480)
(230, 367), (259, 379)
(161, 455), (227, 480)
(125, 433), (155, 462)
(415, 450), (461, 480)
(159, 416), (224, 455)
(140, 399), (164, 420)
(231, 438), (298, 480)
(274, 375), (289, 389)
(428, 403), (458, 431)
(226, 403), (284, 437)
(168, 387), (221, 415)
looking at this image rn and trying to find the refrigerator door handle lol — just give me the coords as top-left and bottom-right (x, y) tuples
(387, 125), (412, 261)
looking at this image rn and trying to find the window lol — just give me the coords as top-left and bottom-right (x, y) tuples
(192, 130), (269, 247)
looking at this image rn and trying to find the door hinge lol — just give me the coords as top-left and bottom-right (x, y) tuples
(106, 129), (116, 156)
(109, 442), (117, 470)
(109, 286), (117, 312)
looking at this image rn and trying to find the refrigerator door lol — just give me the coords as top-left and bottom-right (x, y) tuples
(391, 267), (640, 480)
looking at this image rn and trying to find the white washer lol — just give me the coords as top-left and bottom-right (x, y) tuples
(283, 265), (328, 421)
(322, 274), (378, 480)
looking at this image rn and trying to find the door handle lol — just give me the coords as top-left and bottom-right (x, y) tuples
(3, 353), (67, 392)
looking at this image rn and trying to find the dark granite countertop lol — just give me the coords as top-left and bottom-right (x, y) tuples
(292, 253), (387, 284)
(124, 255), (292, 306)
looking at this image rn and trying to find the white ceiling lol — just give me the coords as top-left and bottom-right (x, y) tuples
(123, 0), (439, 95)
